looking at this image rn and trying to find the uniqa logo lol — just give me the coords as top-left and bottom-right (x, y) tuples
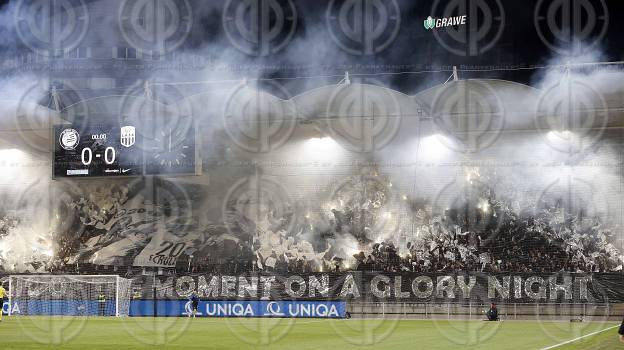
(288, 303), (340, 317)
(424, 15), (467, 30)
(2, 301), (20, 314)
(206, 303), (254, 316)
(182, 301), (203, 316)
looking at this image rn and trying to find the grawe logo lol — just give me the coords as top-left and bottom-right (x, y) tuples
(424, 15), (467, 30)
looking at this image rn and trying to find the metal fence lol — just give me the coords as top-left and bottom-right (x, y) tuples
(346, 302), (621, 321)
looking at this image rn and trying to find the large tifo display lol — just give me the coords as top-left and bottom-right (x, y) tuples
(158, 272), (624, 303)
(53, 122), (198, 177)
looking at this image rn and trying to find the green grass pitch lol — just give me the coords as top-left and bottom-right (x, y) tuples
(0, 317), (619, 349)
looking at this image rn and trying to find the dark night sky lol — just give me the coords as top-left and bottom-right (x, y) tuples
(183, 0), (624, 86)
(0, 0), (622, 93)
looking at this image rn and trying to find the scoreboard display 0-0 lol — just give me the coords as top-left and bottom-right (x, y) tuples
(53, 122), (198, 178)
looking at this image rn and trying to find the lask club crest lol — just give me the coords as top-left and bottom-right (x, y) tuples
(120, 126), (136, 147)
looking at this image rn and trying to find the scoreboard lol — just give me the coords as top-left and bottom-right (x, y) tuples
(53, 122), (199, 178)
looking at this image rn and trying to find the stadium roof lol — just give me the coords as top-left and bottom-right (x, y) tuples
(2, 78), (624, 153)
(0, 100), (65, 153)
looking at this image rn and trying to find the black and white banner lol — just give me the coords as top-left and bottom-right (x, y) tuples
(144, 272), (624, 303)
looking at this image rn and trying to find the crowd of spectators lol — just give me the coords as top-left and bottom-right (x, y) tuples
(348, 202), (622, 274)
(0, 180), (621, 276)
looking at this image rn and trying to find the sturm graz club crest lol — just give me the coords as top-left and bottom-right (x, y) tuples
(120, 126), (136, 148)
(59, 128), (80, 150)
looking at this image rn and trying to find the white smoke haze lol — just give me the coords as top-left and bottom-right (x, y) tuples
(0, 71), (63, 271)
(0, 154), (55, 272)
(0, 0), (621, 272)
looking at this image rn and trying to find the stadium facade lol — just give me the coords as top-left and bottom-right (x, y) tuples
(0, 0), (622, 320)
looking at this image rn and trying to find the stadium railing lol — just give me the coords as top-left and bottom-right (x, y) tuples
(345, 301), (622, 321)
